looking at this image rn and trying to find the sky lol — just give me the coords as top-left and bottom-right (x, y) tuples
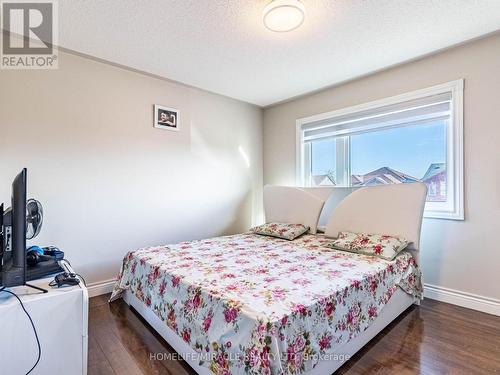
(311, 120), (446, 180)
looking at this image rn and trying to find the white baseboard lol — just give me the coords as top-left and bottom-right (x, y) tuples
(86, 279), (500, 317)
(87, 278), (116, 298)
(424, 283), (500, 317)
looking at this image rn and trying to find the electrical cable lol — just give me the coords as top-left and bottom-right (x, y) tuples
(75, 273), (87, 287)
(0, 286), (41, 375)
(61, 258), (71, 266)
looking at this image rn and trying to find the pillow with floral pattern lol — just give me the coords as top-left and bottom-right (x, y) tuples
(326, 231), (409, 260)
(250, 223), (310, 240)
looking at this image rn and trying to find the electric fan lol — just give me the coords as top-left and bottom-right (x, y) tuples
(26, 198), (43, 240)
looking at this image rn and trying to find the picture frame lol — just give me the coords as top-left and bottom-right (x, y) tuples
(154, 105), (179, 131)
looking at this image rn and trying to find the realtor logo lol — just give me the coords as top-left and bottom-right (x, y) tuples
(1, 0), (58, 69)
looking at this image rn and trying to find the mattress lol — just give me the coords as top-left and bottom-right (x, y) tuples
(111, 233), (422, 375)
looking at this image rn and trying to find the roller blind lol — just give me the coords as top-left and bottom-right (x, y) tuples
(302, 92), (451, 142)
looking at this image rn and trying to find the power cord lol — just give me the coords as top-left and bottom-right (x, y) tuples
(0, 286), (41, 375)
(75, 273), (87, 287)
(61, 258), (71, 266)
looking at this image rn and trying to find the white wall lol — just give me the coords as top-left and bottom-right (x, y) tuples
(263, 33), (500, 303)
(0, 50), (263, 285)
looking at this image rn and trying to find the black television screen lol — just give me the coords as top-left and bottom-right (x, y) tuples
(1, 168), (27, 287)
(12, 168), (27, 269)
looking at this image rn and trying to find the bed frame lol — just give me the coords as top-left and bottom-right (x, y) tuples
(123, 184), (427, 374)
(124, 288), (416, 374)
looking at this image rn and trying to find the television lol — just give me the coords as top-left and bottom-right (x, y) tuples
(1, 168), (28, 287)
(1, 169), (47, 292)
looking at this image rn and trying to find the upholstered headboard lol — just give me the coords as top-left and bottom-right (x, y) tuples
(324, 183), (427, 251)
(304, 187), (359, 227)
(263, 185), (325, 234)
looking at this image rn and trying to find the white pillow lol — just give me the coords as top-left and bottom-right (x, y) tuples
(263, 185), (325, 234)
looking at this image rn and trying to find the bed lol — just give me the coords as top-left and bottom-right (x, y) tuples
(110, 183), (427, 375)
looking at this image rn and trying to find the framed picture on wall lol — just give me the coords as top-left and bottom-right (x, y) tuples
(154, 105), (179, 131)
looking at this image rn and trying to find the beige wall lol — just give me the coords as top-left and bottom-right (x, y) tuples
(0, 51), (263, 285)
(264, 33), (500, 301)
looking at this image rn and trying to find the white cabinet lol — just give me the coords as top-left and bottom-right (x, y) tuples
(0, 262), (88, 375)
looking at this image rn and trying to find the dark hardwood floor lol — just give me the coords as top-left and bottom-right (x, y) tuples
(89, 294), (500, 374)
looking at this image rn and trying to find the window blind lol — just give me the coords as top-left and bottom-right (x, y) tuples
(302, 92), (451, 142)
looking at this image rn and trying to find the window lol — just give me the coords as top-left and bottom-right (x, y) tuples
(296, 80), (464, 220)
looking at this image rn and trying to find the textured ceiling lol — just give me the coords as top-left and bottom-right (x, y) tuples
(59, 1), (500, 107)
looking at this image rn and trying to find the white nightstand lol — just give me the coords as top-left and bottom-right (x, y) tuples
(0, 261), (88, 375)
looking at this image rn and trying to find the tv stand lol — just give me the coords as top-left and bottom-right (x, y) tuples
(0, 260), (88, 374)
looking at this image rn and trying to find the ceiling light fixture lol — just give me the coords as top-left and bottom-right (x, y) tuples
(263, 0), (306, 33)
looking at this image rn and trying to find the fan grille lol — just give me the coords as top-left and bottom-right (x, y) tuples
(26, 199), (43, 240)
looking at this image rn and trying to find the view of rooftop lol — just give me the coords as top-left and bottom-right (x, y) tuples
(312, 163), (446, 202)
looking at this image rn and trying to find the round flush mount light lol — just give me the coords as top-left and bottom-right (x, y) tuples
(263, 0), (306, 32)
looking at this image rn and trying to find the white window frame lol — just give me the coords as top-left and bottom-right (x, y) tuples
(296, 79), (464, 220)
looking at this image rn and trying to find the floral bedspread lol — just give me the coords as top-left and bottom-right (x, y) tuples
(110, 233), (422, 375)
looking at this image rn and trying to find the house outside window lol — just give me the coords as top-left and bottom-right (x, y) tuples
(296, 80), (464, 220)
